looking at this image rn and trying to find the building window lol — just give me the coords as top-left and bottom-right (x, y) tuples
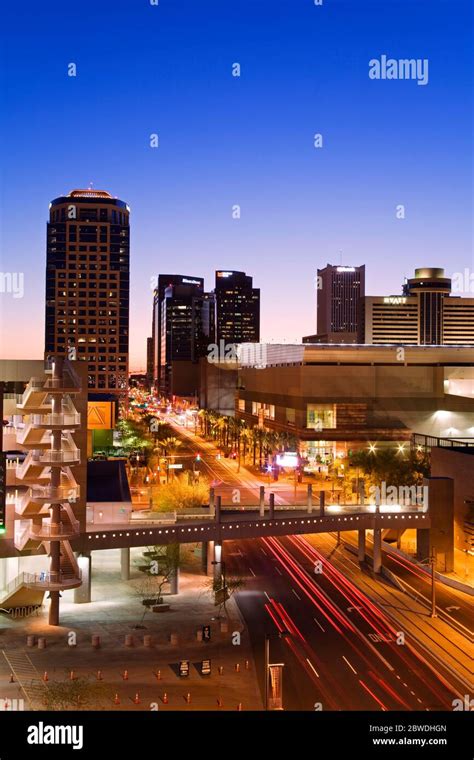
(306, 404), (336, 430)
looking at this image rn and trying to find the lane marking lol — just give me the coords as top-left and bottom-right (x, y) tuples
(342, 655), (357, 675)
(249, 567), (256, 577)
(306, 658), (320, 678)
(313, 617), (325, 633)
(275, 567), (283, 576)
(292, 589), (301, 601)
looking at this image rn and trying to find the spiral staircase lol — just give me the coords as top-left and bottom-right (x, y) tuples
(8, 357), (83, 625)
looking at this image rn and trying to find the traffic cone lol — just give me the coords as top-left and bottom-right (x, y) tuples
(245, 660), (250, 670)
(235, 663), (240, 672)
(134, 692), (140, 704)
(122, 670), (128, 680)
(162, 692), (168, 704)
(96, 670), (102, 681)
(156, 669), (161, 680)
(43, 671), (48, 682)
(186, 693), (191, 704)
(218, 666), (224, 675)
(237, 703), (243, 711)
(217, 697), (223, 708)
(114, 693), (120, 705)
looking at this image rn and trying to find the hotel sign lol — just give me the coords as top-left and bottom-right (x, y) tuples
(383, 296), (407, 305)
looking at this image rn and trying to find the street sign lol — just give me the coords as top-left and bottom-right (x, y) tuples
(168, 463), (183, 469)
(201, 659), (211, 676)
(202, 625), (211, 642)
(179, 660), (190, 677)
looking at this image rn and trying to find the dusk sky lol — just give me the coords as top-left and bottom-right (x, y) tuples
(1, 0), (472, 369)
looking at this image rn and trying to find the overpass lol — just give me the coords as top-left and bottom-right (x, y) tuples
(74, 499), (430, 578)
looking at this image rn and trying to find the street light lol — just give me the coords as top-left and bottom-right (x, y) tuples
(264, 632), (287, 710)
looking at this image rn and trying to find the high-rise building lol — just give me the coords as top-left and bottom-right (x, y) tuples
(215, 270), (260, 344)
(45, 189), (130, 397)
(361, 268), (474, 345)
(156, 277), (216, 398)
(303, 263), (365, 344)
(152, 275), (205, 395)
(146, 336), (154, 391)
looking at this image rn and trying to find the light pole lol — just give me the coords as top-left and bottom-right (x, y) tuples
(420, 547), (437, 618)
(264, 631), (287, 710)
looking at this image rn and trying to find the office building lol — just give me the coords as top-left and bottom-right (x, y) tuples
(215, 270), (260, 344)
(45, 188), (130, 397)
(361, 268), (474, 345)
(303, 263), (365, 343)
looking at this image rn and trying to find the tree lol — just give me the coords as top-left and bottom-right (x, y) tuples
(349, 447), (429, 489)
(41, 674), (113, 710)
(151, 473), (210, 512)
(206, 572), (246, 618)
(132, 544), (181, 623)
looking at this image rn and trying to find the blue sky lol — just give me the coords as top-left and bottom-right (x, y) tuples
(1, 0), (472, 368)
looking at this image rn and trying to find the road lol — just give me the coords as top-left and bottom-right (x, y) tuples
(160, 419), (469, 710)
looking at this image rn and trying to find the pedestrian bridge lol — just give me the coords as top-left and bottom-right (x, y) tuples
(74, 503), (430, 552)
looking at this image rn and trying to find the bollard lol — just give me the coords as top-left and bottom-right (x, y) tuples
(125, 634), (134, 647)
(37, 637), (46, 649)
(186, 693), (191, 704)
(26, 635), (36, 648)
(143, 635), (152, 648)
(69, 670), (76, 681)
(169, 632), (178, 646)
(114, 693), (120, 705)
(259, 486), (265, 517)
(91, 634), (101, 649)
(218, 666), (224, 675)
(42, 671), (48, 682)
(162, 692), (168, 704)
(122, 670), (129, 681)
(134, 692), (140, 704)
(245, 660), (250, 670)
(96, 671), (102, 681)
(235, 663), (240, 672)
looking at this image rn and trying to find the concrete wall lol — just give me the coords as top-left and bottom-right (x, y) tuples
(430, 448), (474, 553)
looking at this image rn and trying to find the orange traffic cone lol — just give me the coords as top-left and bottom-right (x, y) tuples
(186, 693), (191, 704)
(217, 697), (223, 708)
(114, 693), (120, 705)
(122, 670), (128, 680)
(134, 692), (140, 704)
(96, 670), (102, 680)
(235, 663), (240, 672)
(43, 671), (48, 682)
(237, 703), (243, 711)
(162, 692), (168, 704)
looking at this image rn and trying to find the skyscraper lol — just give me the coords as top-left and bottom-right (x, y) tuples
(304, 264), (365, 344)
(215, 270), (260, 344)
(45, 189), (130, 397)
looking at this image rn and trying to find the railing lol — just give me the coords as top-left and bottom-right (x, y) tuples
(32, 412), (81, 427)
(0, 573), (27, 602)
(412, 433), (474, 450)
(30, 521), (79, 538)
(23, 569), (82, 587)
(18, 484), (80, 510)
(36, 448), (80, 465)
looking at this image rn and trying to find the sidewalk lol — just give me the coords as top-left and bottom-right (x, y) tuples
(0, 547), (263, 711)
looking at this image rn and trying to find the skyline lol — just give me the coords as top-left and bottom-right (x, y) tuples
(1, 0), (473, 369)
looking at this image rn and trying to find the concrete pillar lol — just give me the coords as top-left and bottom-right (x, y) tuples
(269, 493), (275, 520)
(169, 567), (180, 595)
(215, 495), (221, 523)
(120, 547), (130, 581)
(209, 487), (215, 518)
(206, 540), (215, 576)
(319, 490), (325, 517)
(307, 484), (313, 514)
(417, 477), (454, 572)
(358, 529), (366, 563)
(201, 541), (208, 574)
(74, 552), (91, 603)
(210, 542), (222, 582)
(259, 486), (265, 517)
(373, 528), (382, 574)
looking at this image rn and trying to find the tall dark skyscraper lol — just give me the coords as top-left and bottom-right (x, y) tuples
(152, 274), (205, 394)
(45, 189), (130, 396)
(215, 270), (260, 344)
(304, 263), (365, 344)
